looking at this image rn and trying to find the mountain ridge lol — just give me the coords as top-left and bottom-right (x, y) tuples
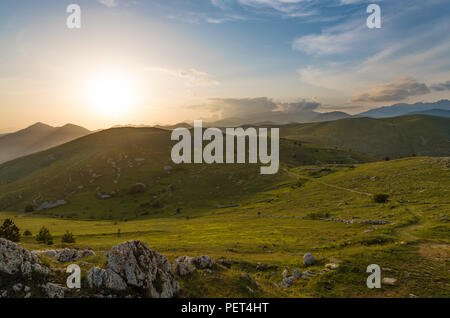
(0, 122), (91, 164)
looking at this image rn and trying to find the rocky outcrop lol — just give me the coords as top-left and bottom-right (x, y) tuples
(87, 267), (127, 291)
(192, 256), (215, 269)
(37, 200), (67, 211)
(0, 238), (50, 276)
(173, 255), (215, 276)
(88, 241), (179, 298)
(33, 248), (95, 263)
(42, 283), (65, 298)
(174, 256), (196, 276)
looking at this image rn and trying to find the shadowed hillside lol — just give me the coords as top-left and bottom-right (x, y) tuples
(0, 122), (91, 164)
(0, 126), (372, 218)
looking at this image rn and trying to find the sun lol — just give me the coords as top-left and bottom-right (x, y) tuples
(85, 75), (136, 117)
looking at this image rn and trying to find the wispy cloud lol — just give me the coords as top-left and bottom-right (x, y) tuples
(98, 0), (117, 8)
(145, 67), (220, 87)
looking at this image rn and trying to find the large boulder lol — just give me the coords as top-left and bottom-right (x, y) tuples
(88, 267), (127, 291)
(0, 238), (50, 276)
(89, 241), (179, 298)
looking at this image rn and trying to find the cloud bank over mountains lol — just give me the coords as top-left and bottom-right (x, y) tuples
(351, 77), (450, 103)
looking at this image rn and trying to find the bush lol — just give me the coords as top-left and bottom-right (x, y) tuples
(23, 230), (32, 236)
(0, 219), (21, 242)
(24, 205), (34, 213)
(36, 226), (53, 245)
(373, 193), (390, 203)
(61, 231), (76, 243)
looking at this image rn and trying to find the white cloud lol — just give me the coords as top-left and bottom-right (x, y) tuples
(145, 67), (220, 87)
(98, 0), (117, 7)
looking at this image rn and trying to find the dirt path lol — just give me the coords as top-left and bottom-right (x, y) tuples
(285, 168), (372, 196)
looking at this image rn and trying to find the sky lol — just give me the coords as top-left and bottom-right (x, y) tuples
(0, 0), (449, 131)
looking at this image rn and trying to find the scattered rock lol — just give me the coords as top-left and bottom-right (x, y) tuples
(13, 283), (23, 292)
(241, 272), (253, 282)
(303, 270), (315, 278)
(280, 276), (295, 288)
(192, 256), (215, 269)
(282, 269), (290, 279)
(24, 286), (31, 293)
(33, 248), (95, 263)
(174, 256), (196, 276)
(293, 269), (302, 278)
(325, 263), (339, 270)
(43, 283), (65, 298)
(303, 253), (315, 266)
(37, 200), (67, 211)
(382, 277), (397, 285)
(0, 238), (50, 276)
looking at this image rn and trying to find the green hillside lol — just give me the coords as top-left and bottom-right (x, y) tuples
(281, 115), (450, 159)
(0, 126), (371, 219)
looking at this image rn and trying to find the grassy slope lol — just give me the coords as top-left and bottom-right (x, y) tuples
(0, 127), (373, 218)
(1, 157), (449, 298)
(281, 115), (450, 159)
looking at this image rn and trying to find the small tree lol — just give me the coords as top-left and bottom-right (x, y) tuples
(23, 230), (32, 236)
(373, 193), (390, 203)
(36, 226), (53, 245)
(61, 231), (75, 243)
(0, 219), (21, 242)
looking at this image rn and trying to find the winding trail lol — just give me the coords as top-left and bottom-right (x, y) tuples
(284, 167), (433, 243)
(285, 168), (372, 196)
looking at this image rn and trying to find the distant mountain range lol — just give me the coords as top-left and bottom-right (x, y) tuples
(0, 122), (90, 164)
(356, 99), (450, 118)
(408, 108), (450, 117)
(201, 100), (450, 127)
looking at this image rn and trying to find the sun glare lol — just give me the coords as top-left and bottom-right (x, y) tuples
(85, 75), (136, 117)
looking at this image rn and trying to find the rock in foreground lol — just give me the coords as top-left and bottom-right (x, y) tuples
(88, 240), (179, 298)
(0, 238), (50, 276)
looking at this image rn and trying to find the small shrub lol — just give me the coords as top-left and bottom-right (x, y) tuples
(373, 193), (389, 203)
(36, 226), (53, 245)
(61, 231), (75, 243)
(24, 205), (34, 213)
(23, 230), (32, 236)
(0, 219), (21, 242)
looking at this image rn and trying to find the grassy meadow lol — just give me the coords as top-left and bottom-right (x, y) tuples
(1, 154), (448, 298)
